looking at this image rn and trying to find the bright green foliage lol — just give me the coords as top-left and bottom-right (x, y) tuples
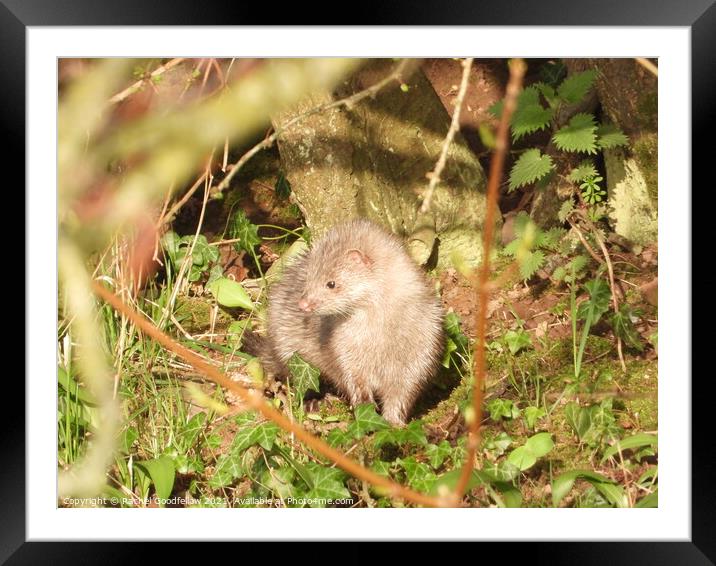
(510, 87), (555, 141)
(580, 175), (606, 204)
(503, 212), (565, 280)
(596, 123), (629, 149)
(399, 457), (438, 492)
(523, 406), (546, 430)
(274, 171), (291, 199)
(552, 469), (628, 507)
(553, 255), (589, 283)
(558, 199), (575, 223)
(230, 209), (261, 255)
(487, 398), (521, 421)
(287, 353), (321, 421)
(611, 304), (645, 352)
(425, 440), (453, 469)
(556, 69), (597, 104)
(349, 403), (390, 437)
(505, 328), (532, 355)
(568, 160), (599, 182)
(135, 456), (176, 504)
(578, 279), (612, 325)
(565, 399), (622, 450)
(161, 231), (220, 282)
(207, 277), (254, 309)
(483, 432), (513, 457)
(507, 432), (554, 471)
(552, 113), (598, 154)
(508, 149), (554, 191)
(601, 433), (657, 463)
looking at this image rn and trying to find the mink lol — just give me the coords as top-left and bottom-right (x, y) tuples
(253, 218), (445, 426)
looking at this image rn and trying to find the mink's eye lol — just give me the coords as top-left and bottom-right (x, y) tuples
(326, 281), (336, 289)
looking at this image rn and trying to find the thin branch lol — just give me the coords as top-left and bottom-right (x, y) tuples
(92, 282), (445, 508)
(109, 58), (185, 105)
(420, 57), (473, 214)
(212, 59), (415, 197)
(453, 59), (527, 503)
(635, 58), (658, 77)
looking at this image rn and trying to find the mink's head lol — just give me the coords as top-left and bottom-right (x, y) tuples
(297, 243), (378, 316)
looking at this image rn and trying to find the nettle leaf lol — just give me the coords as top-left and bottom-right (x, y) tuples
(558, 199), (575, 223)
(568, 160), (599, 182)
(519, 250), (545, 280)
(504, 329), (532, 355)
(557, 69), (597, 104)
(552, 113), (598, 154)
(596, 124), (629, 149)
(536, 227), (566, 250)
(511, 103), (554, 141)
(534, 82), (557, 105)
(509, 149), (554, 191)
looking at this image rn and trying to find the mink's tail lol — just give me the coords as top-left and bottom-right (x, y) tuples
(241, 330), (285, 376)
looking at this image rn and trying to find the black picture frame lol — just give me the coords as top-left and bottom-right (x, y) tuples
(11, 0), (710, 562)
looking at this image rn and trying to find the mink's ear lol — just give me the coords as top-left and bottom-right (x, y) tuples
(345, 249), (373, 268)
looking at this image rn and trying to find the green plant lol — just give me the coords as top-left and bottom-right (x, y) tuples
(503, 211), (565, 280)
(161, 231), (220, 282)
(570, 274), (611, 379)
(490, 69), (628, 200)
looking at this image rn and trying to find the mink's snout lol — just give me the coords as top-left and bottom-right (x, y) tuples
(298, 296), (316, 313)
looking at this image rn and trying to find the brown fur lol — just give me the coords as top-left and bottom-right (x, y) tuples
(263, 219), (445, 426)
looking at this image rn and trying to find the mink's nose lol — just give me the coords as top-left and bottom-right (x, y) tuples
(298, 297), (315, 313)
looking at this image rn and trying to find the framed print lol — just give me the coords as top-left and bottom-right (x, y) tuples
(11, 0), (711, 562)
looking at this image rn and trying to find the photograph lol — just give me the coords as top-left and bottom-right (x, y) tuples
(55, 55), (660, 511)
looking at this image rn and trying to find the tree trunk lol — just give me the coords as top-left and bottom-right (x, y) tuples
(566, 58), (658, 246)
(273, 60), (497, 270)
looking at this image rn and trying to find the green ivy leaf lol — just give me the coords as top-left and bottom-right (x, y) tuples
(509, 149), (554, 191)
(230, 210), (261, 254)
(353, 403), (390, 437)
(557, 69), (597, 104)
(426, 440), (452, 470)
(287, 353), (320, 419)
(611, 304), (644, 352)
(552, 113), (598, 154)
(399, 457), (437, 493)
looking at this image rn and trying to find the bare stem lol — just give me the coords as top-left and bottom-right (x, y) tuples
(420, 58), (473, 214)
(453, 59), (526, 504)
